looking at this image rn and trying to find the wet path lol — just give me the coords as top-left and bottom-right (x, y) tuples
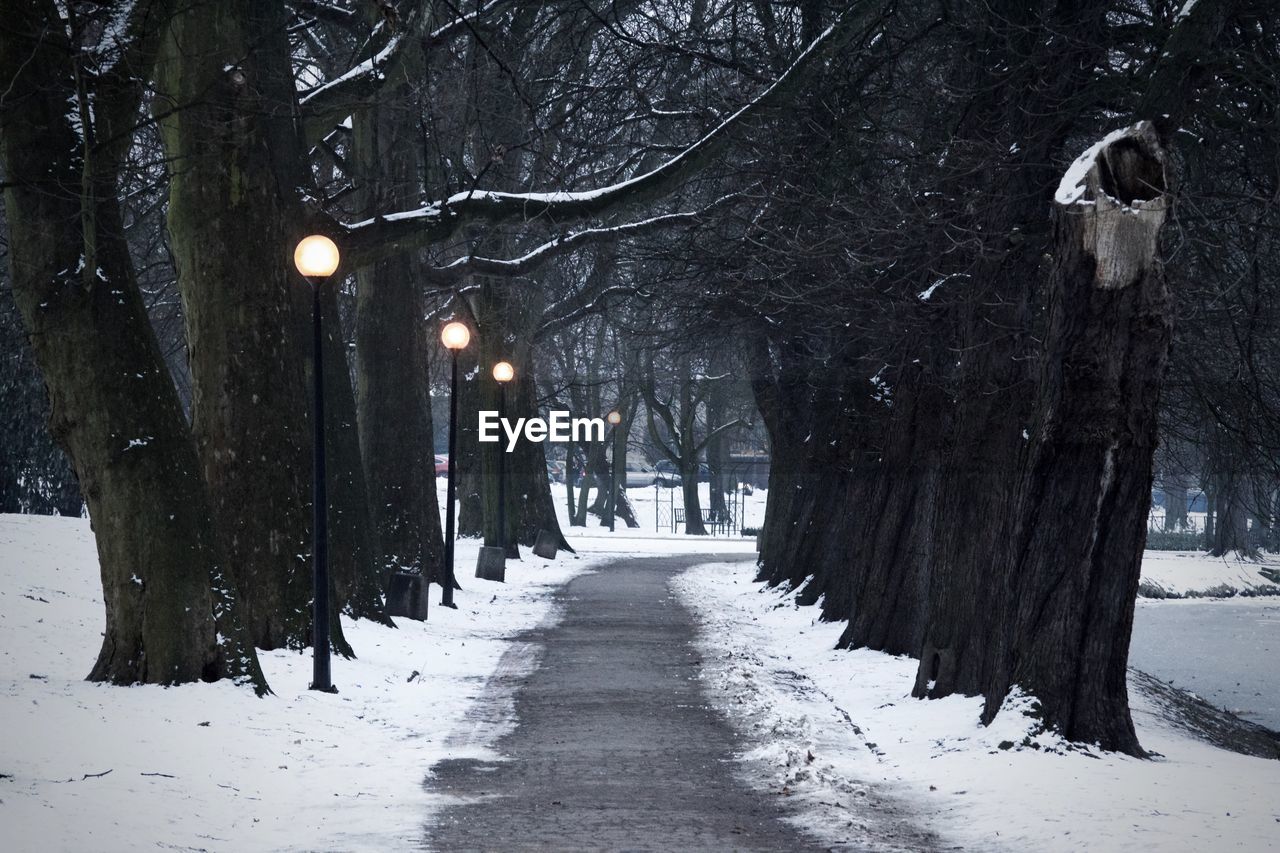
(423, 554), (831, 851)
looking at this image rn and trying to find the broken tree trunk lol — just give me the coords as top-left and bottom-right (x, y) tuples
(993, 123), (1173, 756)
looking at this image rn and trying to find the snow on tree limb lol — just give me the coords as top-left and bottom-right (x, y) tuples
(422, 197), (738, 285)
(339, 1), (892, 267)
(297, 0), (509, 146)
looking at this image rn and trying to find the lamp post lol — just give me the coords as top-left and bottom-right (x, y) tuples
(440, 321), (471, 608)
(294, 234), (341, 694)
(606, 410), (622, 532)
(492, 361), (514, 556)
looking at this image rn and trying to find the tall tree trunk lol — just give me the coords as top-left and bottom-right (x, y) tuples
(319, 279), (390, 624)
(706, 382), (729, 517)
(993, 124), (1173, 756)
(1163, 477), (1189, 530)
(1208, 466), (1253, 557)
(681, 464), (708, 535)
(351, 76), (444, 596)
(563, 439), (578, 522)
(0, 0), (266, 691)
(154, 1), (350, 652)
(462, 281), (573, 551)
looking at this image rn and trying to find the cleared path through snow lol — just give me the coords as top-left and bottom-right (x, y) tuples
(423, 554), (927, 851)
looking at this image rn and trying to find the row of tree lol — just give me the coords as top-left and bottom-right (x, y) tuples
(3, 0), (1277, 757)
(0, 0), (850, 693)
(705, 0), (1272, 757)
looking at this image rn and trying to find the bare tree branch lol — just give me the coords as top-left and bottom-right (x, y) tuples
(339, 1), (894, 267)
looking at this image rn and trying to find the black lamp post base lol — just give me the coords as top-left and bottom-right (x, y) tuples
(439, 600), (459, 609)
(308, 683), (339, 694)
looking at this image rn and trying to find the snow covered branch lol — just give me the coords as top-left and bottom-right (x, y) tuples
(297, 0), (509, 146)
(340, 1), (893, 266)
(422, 199), (735, 285)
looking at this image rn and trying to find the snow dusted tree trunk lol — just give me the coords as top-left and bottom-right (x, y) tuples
(993, 124), (1173, 756)
(836, 374), (941, 656)
(0, 0), (266, 692)
(154, 1), (353, 652)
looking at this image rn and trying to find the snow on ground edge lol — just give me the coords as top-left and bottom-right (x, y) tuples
(674, 561), (1280, 853)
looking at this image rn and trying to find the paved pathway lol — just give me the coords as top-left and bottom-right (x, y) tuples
(423, 554), (841, 851)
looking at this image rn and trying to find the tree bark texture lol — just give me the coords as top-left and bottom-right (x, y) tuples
(154, 1), (352, 651)
(992, 123), (1172, 755)
(351, 68), (445, 595)
(0, 0), (266, 691)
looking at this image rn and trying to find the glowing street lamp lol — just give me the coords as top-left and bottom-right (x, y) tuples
(440, 322), (471, 608)
(606, 410), (622, 532)
(294, 234), (341, 693)
(493, 361), (514, 556)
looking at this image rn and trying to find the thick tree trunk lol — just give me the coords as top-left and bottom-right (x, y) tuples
(154, 1), (350, 652)
(608, 414), (640, 529)
(352, 88), (444, 596)
(0, 1), (266, 691)
(993, 124), (1173, 756)
(911, 363), (1028, 699)
(706, 387), (729, 517)
(1209, 472), (1253, 557)
(461, 282), (573, 552)
(681, 461), (708, 535)
(509, 365), (573, 550)
(837, 377), (941, 656)
(318, 280), (390, 625)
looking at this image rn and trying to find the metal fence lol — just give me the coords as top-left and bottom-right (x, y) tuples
(658, 482), (746, 536)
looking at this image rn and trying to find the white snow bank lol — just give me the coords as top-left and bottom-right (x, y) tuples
(0, 514), (602, 852)
(1140, 550), (1280, 598)
(675, 561), (1280, 853)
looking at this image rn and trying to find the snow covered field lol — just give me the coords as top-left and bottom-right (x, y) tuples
(4, 495), (1275, 852)
(1137, 549), (1280, 597)
(675, 562), (1280, 852)
(1131, 597), (1280, 730)
(0, 512), (753, 852)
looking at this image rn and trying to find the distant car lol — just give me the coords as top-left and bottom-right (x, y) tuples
(653, 460), (682, 487)
(654, 460), (709, 483)
(547, 460), (567, 483)
(624, 462), (659, 488)
(435, 455), (449, 476)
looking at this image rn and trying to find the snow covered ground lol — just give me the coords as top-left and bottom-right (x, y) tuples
(1131, 597), (1280, 730)
(5, 487), (1274, 852)
(0, 511), (752, 852)
(675, 561), (1280, 852)
(1137, 549), (1280, 597)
